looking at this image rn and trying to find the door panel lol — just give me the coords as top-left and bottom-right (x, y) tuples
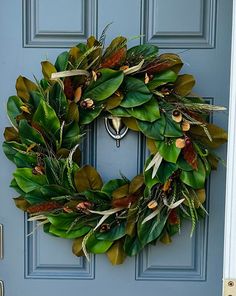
(0, 0), (232, 295)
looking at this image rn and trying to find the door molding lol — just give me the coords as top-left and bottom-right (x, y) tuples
(223, 0), (236, 288)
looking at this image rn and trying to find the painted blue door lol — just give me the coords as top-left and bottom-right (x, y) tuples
(0, 0), (232, 295)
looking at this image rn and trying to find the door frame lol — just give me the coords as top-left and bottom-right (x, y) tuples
(223, 0), (236, 292)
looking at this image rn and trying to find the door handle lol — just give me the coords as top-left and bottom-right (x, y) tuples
(0, 224), (3, 259)
(0, 281), (3, 296)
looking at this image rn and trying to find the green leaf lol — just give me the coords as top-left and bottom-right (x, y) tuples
(108, 106), (131, 117)
(180, 158), (206, 189)
(15, 76), (37, 101)
(177, 156), (193, 171)
(123, 235), (143, 256)
(74, 165), (103, 192)
(164, 115), (183, 137)
(148, 70), (177, 90)
(2, 141), (27, 162)
(127, 98), (160, 122)
(120, 77), (152, 108)
(49, 225), (90, 239)
(33, 99), (60, 137)
(13, 152), (37, 168)
(55, 51), (69, 71)
(4, 127), (19, 142)
(47, 213), (84, 230)
(66, 102), (79, 122)
(95, 222), (126, 241)
(10, 178), (25, 195)
(7, 96), (24, 127)
(174, 74), (195, 96)
(13, 168), (47, 193)
(41, 61), (57, 80)
(156, 139), (181, 163)
(83, 69), (124, 101)
(156, 161), (178, 184)
(138, 209), (168, 246)
(19, 119), (45, 146)
(49, 82), (68, 118)
(137, 116), (166, 140)
(86, 233), (113, 254)
(79, 106), (103, 125)
(127, 44), (158, 65)
(62, 121), (81, 149)
(106, 239), (126, 265)
(83, 190), (110, 204)
(101, 179), (127, 196)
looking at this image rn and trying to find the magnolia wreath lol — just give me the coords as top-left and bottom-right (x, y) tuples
(3, 32), (227, 265)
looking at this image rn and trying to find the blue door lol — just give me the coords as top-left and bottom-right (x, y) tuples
(0, 0), (232, 295)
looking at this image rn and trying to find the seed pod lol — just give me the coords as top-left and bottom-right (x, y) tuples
(148, 200), (158, 210)
(172, 110), (182, 123)
(76, 201), (93, 210)
(92, 70), (97, 81)
(100, 224), (110, 232)
(144, 73), (150, 84)
(33, 165), (45, 175)
(20, 105), (31, 114)
(63, 206), (73, 213)
(120, 65), (129, 71)
(181, 120), (190, 131)
(163, 179), (171, 192)
(74, 86), (82, 103)
(80, 98), (94, 109)
(175, 138), (186, 149)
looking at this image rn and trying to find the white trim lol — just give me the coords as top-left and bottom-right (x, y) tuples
(223, 0), (236, 285)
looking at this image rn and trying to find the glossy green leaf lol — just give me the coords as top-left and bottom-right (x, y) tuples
(177, 156), (193, 171)
(83, 190), (110, 204)
(148, 70), (177, 90)
(127, 98), (160, 122)
(66, 102), (79, 122)
(13, 168), (47, 193)
(95, 222), (126, 241)
(102, 179), (127, 196)
(156, 161), (178, 184)
(127, 44), (158, 65)
(108, 106), (131, 117)
(49, 83), (68, 118)
(123, 235), (143, 256)
(120, 77), (152, 108)
(19, 119), (45, 146)
(137, 116), (165, 140)
(49, 225), (90, 239)
(180, 158), (206, 189)
(33, 99), (60, 137)
(164, 115), (183, 137)
(174, 74), (195, 96)
(2, 141), (27, 162)
(55, 51), (69, 71)
(86, 233), (113, 254)
(79, 106), (103, 125)
(138, 209), (168, 246)
(13, 152), (37, 168)
(7, 96), (24, 127)
(62, 121), (81, 149)
(156, 139), (181, 163)
(83, 69), (124, 101)
(106, 239), (126, 265)
(74, 165), (103, 192)
(47, 213), (80, 230)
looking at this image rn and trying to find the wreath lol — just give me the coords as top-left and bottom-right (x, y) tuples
(3, 32), (227, 265)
